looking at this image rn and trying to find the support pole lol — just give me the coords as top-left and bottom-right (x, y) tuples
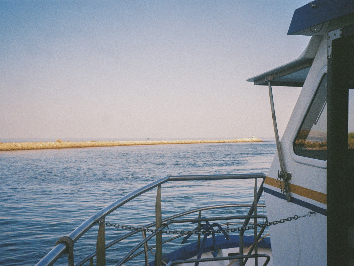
(155, 185), (163, 266)
(268, 82), (291, 201)
(327, 31), (352, 266)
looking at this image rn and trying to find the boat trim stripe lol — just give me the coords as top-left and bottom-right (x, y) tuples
(264, 176), (327, 204)
(264, 176), (327, 216)
(263, 187), (327, 216)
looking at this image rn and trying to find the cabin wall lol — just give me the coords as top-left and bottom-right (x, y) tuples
(265, 36), (328, 266)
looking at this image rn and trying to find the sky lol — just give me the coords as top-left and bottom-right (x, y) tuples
(0, 0), (312, 141)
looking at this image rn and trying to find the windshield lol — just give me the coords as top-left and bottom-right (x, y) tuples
(293, 74), (327, 160)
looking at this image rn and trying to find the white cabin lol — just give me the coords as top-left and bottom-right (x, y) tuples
(248, 1), (354, 265)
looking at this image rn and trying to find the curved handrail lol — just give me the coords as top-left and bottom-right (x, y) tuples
(36, 177), (170, 266)
(36, 173), (266, 266)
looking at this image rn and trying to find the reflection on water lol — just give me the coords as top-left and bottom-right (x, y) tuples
(0, 142), (275, 265)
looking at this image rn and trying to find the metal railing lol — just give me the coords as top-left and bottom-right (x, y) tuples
(36, 173), (268, 266)
(165, 254), (271, 266)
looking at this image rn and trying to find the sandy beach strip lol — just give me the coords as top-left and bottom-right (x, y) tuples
(0, 138), (262, 151)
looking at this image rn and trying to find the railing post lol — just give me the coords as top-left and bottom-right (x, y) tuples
(142, 226), (149, 266)
(96, 218), (106, 266)
(55, 236), (74, 266)
(239, 231), (244, 266)
(197, 211), (202, 249)
(254, 177), (258, 266)
(155, 185), (162, 266)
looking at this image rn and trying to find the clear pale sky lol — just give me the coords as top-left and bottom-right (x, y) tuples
(1, 0), (311, 141)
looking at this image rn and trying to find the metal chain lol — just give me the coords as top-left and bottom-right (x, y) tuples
(104, 211), (316, 235)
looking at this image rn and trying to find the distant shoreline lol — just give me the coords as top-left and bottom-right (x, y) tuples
(0, 138), (262, 151)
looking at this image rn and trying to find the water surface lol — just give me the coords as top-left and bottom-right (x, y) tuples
(0, 142), (276, 265)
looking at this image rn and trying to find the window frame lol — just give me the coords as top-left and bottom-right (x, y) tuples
(290, 67), (327, 169)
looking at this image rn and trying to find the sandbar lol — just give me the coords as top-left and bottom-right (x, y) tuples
(0, 138), (262, 151)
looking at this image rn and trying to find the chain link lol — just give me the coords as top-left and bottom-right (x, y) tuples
(103, 211), (316, 235)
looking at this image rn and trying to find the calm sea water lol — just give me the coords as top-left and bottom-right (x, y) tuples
(0, 142), (276, 265)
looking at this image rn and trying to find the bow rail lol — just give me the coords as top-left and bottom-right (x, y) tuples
(36, 173), (268, 266)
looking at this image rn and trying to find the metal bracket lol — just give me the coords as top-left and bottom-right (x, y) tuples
(56, 236), (74, 266)
(278, 171), (292, 202)
(328, 28), (343, 58)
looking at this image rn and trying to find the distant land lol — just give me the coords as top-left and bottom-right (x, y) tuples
(0, 138), (262, 151)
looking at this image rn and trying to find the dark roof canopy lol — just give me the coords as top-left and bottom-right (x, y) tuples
(288, 0), (354, 36)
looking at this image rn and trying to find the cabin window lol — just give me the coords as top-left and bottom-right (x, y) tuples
(293, 74), (327, 160)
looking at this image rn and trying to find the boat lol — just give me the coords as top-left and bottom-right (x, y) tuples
(37, 1), (354, 265)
